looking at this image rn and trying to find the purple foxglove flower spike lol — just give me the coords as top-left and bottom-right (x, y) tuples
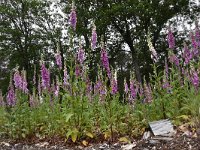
(183, 43), (192, 65)
(69, 2), (77, 31)
(91, 24), (97, 49)
(191, 70), (199, 90)
(55, 52), (62, 69)
(6, 85), (16, 106)
(63, 66), (69, 86)
(21, 70), (28, 94)
(75, 64), (81, 77)
(94, 79), (102, 94)
(41, 64), (50, 90)
(169, 54), (179, 66)
(77, 47), (85, 64)
(147, 33), (158, 62)
(167, 27), (175, 49)
(111, 79), (118, 95)
(124, 81), (129, 94)
(54, 77), (60, 97)
(100, 48), (111, 79)
(13, 69), (22, 89)
(54, 84), (59, 97)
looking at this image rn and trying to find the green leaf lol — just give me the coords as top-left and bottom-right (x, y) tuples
(119, 137), (130, 143)
(71, 132), (78, 143)
(86, 132), (94, 138)
(65, 113), (73, 123)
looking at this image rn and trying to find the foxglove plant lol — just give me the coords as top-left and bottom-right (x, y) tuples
(54, 77), (60, 97)
(101, 47), (111, 79)
(55, 52), (62, 69)
(167, 27), (175, 49)
(111, 79), (118, 95)
(21, 70), (28, 94)
(6, 84), (16, 107)
(124, 80), (129, 94)
(13, 69), (22, 89)
(94, 79), (102, 95)
(191, 69), (199, 91)
(86, 78), (93, 99)
(77, 46), (85, 64)
(190, 32), (198, 56)
(147, 33), (158, 62)
(75, 64), (81, 77)
(169, 53), (179, 66)
(41, 63), (50, 90)
(63, 66), (69, 86)
(183, 43), (192, 65)
(91, 24), (97, 49)
(69, 2), (77, 31)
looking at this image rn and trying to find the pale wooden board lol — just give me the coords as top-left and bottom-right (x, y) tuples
(149, 119), (174, 136)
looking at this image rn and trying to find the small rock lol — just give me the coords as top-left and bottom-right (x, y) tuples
(183, 130), (192, 137)
(35, 142), (49, 147)
(149, 119), (174, 136)
(99, 143), (109, 149)
(143, 131), (151, 140)
(149, 139), (160, 144)
(76, 145), (83, 149)
(121, 143), (136, 150)
(0, 142), (11, 147)
(152, 136), (173, 141)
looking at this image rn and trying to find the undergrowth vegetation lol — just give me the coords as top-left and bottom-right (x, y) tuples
(0, 3), (200, 144)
